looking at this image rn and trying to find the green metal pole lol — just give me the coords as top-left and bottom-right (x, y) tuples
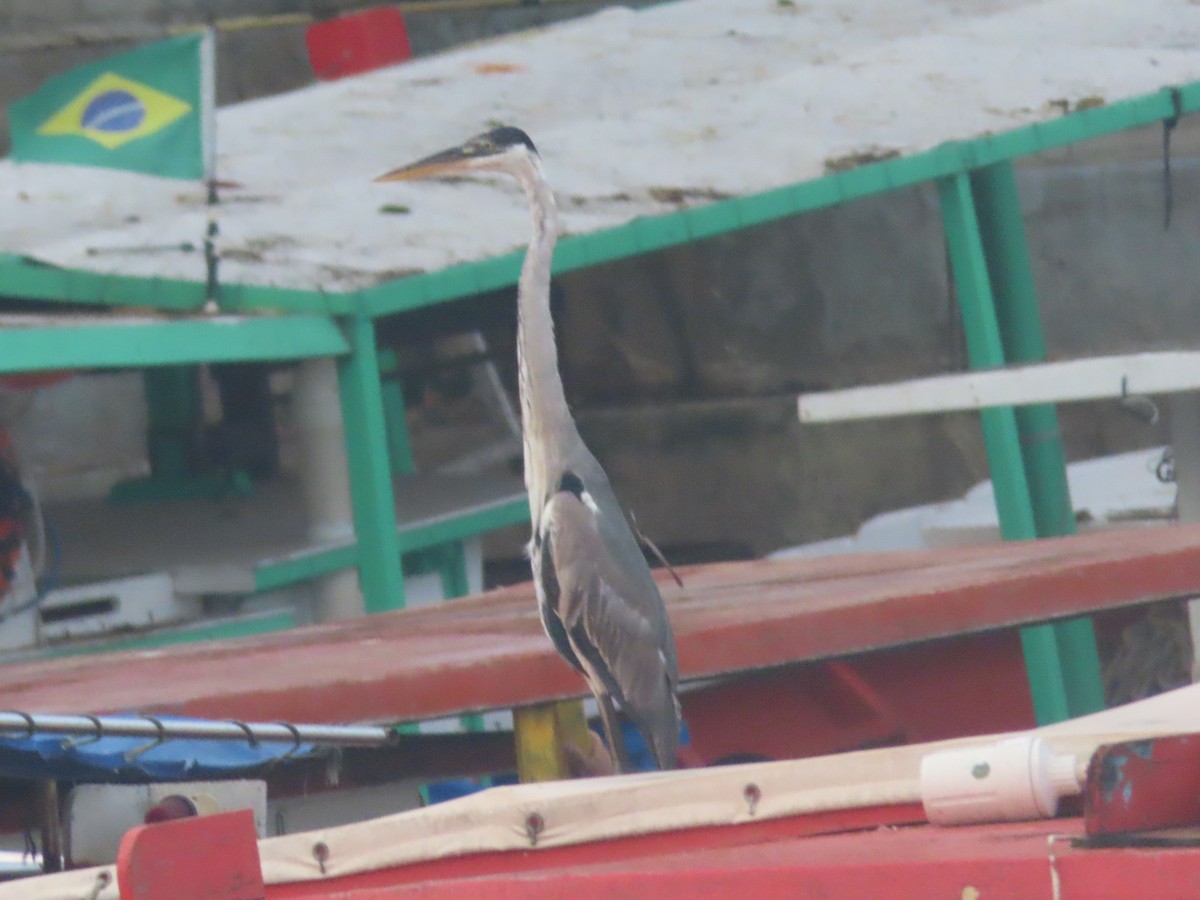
(970, 163), (1074, 535)
(142, 367), (196, 479)
(937, 172), (1072, 725)
(376, 349), (417, 476)
(438, 544), (472, 599)
(337, 315), (406, 613)
(969, 163), (1105, 717)
(375, 349), (472, 603)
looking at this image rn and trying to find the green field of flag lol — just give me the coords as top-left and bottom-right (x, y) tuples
(7, 33), (209, 180)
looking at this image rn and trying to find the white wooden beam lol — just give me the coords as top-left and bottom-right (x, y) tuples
(798, 352), (1200, 423)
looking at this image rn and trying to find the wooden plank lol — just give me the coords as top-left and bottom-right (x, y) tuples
(2, 525), (1200, 725)
(799, 351), (1200, 423)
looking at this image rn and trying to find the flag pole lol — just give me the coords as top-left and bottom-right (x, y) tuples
(200, 26), (220, 313)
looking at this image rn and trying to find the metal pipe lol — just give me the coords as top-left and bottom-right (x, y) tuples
(970, 161), (1104, 719)
(0, 712), (395, 748)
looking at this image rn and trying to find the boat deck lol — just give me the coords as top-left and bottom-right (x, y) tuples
(0, 523), (1197, 725)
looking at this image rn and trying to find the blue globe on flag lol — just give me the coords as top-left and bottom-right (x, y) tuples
(80, 90), (147, 134)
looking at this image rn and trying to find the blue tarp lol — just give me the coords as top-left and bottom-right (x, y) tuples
(0, 718), (316, 783)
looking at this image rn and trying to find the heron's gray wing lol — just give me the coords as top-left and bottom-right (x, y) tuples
(542, 489), (679, 768)
(531, 521), (583, 673)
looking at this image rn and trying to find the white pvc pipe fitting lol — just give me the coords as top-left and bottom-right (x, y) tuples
(919, 735), (1080, 826)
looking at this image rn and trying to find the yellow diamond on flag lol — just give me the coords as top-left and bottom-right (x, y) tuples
(36, 72), (193, 150)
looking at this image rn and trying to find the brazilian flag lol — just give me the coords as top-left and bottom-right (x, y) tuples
(7, 33), (211, 180)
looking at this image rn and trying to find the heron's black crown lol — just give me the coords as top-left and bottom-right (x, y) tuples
(477, 126), (538, 156)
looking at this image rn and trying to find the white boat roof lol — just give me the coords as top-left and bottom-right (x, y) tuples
(3, 0), (1200, 293)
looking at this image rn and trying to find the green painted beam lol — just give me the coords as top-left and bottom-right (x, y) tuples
(395, 497), (529, 553)
(0, 254), (356, 314)
(244, 502), (529, 593)
(254, 544), (360, 594)
(0, 314), (348, 373)
(938, 171), (1077, 727)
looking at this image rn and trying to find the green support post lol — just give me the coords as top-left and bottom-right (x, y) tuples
(938, 172), (1101, 725)
(969, 162), (1105, 717)
(376, 349), (417, 477)
(376, 349), (472, 601)
(143, 367), (195, 479)
(437, 544), (472, 599)
(937, 175), (1038, 538)
(970, 164), (1074, 534)
(337, 315), (406, 613)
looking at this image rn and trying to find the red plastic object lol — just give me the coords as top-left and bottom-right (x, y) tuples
(306, 8), (411, 81)
(117, 809), (264, 900)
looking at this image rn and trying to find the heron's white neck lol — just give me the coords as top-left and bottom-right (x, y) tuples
(513, 155), (578, 503)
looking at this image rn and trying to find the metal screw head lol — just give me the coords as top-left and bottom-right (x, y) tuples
(312, 840), (331, 874)
(525, 812), (545, 846)
(744, 783), (762, 815)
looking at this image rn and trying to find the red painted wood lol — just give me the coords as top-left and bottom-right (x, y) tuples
(266, 804), (929, 898)
(306, 8), (411, 81)
(0, 526), (1196, 726)
(1084, 734), (1200, 836)
(117, 809), (264, 900)
(681, 629), (1035, 763)
(273, 818), (1200, 898)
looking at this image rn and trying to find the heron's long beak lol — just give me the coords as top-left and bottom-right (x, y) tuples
(374, 145), (474, 182)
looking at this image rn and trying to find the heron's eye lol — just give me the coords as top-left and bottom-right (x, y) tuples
(465, 139), (493, 155)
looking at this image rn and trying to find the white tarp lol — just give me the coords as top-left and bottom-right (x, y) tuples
(2, 0), (1199, 291)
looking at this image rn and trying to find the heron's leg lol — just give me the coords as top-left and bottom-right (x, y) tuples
(596, 693), (630, 774)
